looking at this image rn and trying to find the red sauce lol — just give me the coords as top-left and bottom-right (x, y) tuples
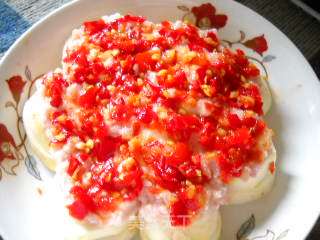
(43, 15), (268, 225)
(269, 161), (276, 174)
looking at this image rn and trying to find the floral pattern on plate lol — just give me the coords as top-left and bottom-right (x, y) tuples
(0, 66), (42, 181)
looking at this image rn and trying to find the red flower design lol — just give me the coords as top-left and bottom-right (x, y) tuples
(244, 35), (268, 56)
(191, 3), (227, 29)
(6, 75), (26, 104)
(0, 123), (16, 162)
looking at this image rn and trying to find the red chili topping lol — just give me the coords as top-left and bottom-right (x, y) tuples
(269, 161), (276, 174)
(43, 15), (270, 225)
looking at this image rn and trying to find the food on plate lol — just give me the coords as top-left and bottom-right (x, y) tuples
(139, 186), (222, 240)
(23, 13), (276, 240)
(225, 133), (276, 204)
(256, 76), (272, 114)
(24, 89), (56, 171)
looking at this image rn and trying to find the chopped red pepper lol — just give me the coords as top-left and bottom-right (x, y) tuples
(42, 14), (271, 225)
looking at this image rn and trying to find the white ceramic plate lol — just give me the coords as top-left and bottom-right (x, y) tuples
(1, 0), (320, 239)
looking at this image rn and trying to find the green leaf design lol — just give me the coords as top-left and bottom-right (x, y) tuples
(25, 155), (42, 180)
(276, 229), (289, 240)
(25, 66), (32, 81)
(5, 101), (16, 109)
(262, 55), (276, 63)
(239, 30), (246, 42)
(237, 214), (255, 240)
(177, 5), (189, 12)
